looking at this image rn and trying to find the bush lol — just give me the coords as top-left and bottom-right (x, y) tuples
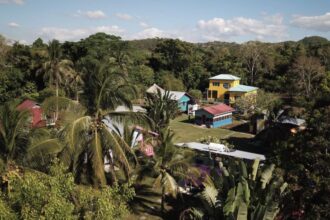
(8, 161), (75, 219)
(2, 160), (134, 219)
(75, 184), (135, 220)
(188, 89), (202, 100)
(0, 193), (16, 220)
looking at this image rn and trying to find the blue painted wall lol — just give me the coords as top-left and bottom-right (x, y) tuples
(212, 118), (232, 128)
(178, 95), (191, 112)
(195, 109), (232, 128)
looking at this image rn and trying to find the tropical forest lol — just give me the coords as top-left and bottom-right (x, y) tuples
(0, 1), (330, 220)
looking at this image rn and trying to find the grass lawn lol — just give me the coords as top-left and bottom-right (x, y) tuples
(170, 114), (254, 143)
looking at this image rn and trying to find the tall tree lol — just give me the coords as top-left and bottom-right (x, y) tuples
(240, 42), (262, 85)
(39, 40), (76, 121)
(56, 62), (145, 186)
(289, 56), (325, 98)
(153, 129), (197, 214)
(146, 89), (178, 132)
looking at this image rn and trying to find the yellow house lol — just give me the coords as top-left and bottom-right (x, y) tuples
(207, 74), (258, 104)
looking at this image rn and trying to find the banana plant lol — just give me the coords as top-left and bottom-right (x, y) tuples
(221, 159), (287, 220)
(181, 158), (288, 220)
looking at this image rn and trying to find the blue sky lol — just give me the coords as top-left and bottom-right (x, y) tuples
(1, 0), (330, 44)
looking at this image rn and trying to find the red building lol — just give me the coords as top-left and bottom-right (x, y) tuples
(17, 100), (45, 127)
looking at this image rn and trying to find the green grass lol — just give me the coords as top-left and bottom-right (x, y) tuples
(170, 114), (254, 143)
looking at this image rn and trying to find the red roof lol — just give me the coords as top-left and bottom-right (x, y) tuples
(17, 100), (44, 127)
(201, 103), (234, 116)
(17, 100), (38, 110)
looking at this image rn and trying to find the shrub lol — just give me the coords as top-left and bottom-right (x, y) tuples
(0, 193), (16, 220)
(75, 184), (135, 220)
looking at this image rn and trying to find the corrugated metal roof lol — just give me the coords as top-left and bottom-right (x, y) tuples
(146, 84), (164, 94)
(168, 91), (186, 101)
(146, 84), (189, 101)
(199, 103), (234, 116)
(176, 142), (266, 160)
(278, 116), (306, 126)
(228, 84), (258, 92)
(115, 105), (147, 113)
(17, 100), (39, 110)
(209, 74), (241, 80)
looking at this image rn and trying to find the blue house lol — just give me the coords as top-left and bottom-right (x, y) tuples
(168, 91), (193, 112)
(146, 84), (195, 112)
(195, 103), (234, 128)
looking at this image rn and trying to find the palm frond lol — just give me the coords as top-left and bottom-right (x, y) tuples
(89, 131), (106, 186)
(100, 124), (133, 176)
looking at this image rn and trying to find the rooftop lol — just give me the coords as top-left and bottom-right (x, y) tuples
(168, 91), (186, 101)
(115, 105), (147, 113)
(17, 99), (39, 110)
(209, 74), (241, 80)
(146, 83), (164, 94)
(176, 142), (266, 160)
(228, 84), (258, 92)
(199, 103), (234, 116)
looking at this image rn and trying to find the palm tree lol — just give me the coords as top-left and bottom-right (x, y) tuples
(38, 40), (76, 121)
(0, 102), (31, 164)
(146, 89), (178, 132)
(35, 62), (148, 186)
(153, 129), (198, 214)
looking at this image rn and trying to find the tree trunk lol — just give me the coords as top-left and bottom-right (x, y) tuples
(161, 186), (165, 216)
(55, 74), (59, 122)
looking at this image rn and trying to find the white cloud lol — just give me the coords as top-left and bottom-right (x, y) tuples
(40, 26), (125, 41)
(134, 27), (168, 39)
(115, 13), (132, 20)
(139, 22), (149, 28)
(75, 10), (106, 19)
(291, 12), (330, 32)
(8, 22), (20, 28)
(197, 15), (286, 41)
(0, 0), (24, 5)
(19, 39), (27, 44)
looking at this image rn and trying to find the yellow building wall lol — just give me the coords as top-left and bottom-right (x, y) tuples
(208, 79), (240, 99)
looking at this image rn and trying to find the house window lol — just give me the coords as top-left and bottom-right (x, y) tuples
(212, 82), (220, 86)
(223, 83), (229, 89)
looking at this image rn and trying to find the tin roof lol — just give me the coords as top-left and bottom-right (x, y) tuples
(176, 142), (266, 160)
(199, 103), (234, 116)
(168, 91), (186, 101)
(209, 74), (240, 80)
(228, 84), (258, 92)
(146, 83), (165, 94)
(17, 99), (39, 110)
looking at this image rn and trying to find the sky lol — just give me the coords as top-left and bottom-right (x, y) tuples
(1, 0), (330, 44)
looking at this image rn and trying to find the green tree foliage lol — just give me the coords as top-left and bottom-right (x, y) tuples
(0, 102), (31, 164)
(183, 159), (288, 220)
(0, 160), (133, 219)
(188, 89), (202, 100)
(160, 72), (186, 91)
(289, 56), (326, 98)
(153, 129), (197, 214)
(146, 90), (178, 132)
(271, 94), (330, 219)
(235, 90), (282, 118)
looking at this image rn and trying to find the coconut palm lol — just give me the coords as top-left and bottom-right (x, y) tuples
(38, 40), (76, 121)
(153, 129), (198, 214)
(146, 89), (178, 132)
(0, 102), (31, 164)
(37, 62), (148, 186)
